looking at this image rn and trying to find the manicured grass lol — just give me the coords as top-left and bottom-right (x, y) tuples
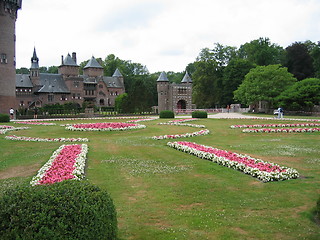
(0, 117), (320, 239)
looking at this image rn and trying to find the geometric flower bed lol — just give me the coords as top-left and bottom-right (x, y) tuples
(0, 125), (14, 129)
(152, 129), (210, 140)
(167, 141), (299, 182)
(5, 135), (88, 142)
(231, 123), (320, 128)
(0, 127), (30, 135)
(30, 144), (88, 186)
(126, 118), (157, 123)
(15, 121), (56, 125)
(242, 128), (320, 133)
(65, 122), (146, 131)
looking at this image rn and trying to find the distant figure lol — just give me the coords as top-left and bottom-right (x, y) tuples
(9, 108), (14, 120)
(252, 107), (255, 113)
(227, 105), (230, 113)
(34, 107), (38, 119)
(277, 107), (284, 119)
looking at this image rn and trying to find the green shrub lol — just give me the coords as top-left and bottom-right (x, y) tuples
(192, 111), (208, 118)
(159, 110), (175, 118)
(0, 180), (117, 240)
(0, 113), (10, 122)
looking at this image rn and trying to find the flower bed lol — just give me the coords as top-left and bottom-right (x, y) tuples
(15, 121), (56, 126)
(0, 125), (14, 129)
(231, 123), (320, 128)
(152, 129), (209, 140)
(242, 128), (320, 133)
(5, 135), (88, 142)
(66, 122), (146, 131)
(167, 141), (299, 182)
(159, 122), (205, 128)
(30, 144), (88, 186)
(0, 127), (30, 135)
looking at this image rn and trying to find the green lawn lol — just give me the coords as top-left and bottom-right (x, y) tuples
(0, 117), (320, 239)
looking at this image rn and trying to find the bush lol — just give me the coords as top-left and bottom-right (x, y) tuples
(159, 110), (174, 118)
(316, 197), (320, 222)
(192, 111), (208, 118)
(0, 180), (117, 240)
(0, 113), (10, 122)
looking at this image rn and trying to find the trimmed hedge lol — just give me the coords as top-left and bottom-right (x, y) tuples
(159, 110), (175, 118)
(0, 180), (117, 240)
(192, 111), (208, 118)
(0, 113), (10, 122)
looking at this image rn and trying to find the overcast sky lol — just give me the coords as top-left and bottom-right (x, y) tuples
(15, 0), (320, 73)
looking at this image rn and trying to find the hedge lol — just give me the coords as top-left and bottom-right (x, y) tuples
(0, 113), (10, 122)
(192, 111), (208, 118)
(0, 180), (117, 240)
(159, 110), (175, 118)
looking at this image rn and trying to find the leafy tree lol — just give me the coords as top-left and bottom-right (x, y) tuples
(115, 93), (129, 113)
(310, 42), (320, 78)
(239, 37), (285, 66)
(284, 42), (314, 80)
(276, 78), (320, 111)
(47, 66), (58, 74)
(221, 59), (255, 106)
(16, 67), (29, 74)
(234, 64), (296, 108)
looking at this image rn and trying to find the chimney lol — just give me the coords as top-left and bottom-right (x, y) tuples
(72, 52), (77, 64)
(61, 55), (64, 65)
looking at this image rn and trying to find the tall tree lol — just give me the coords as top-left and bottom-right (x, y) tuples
(310, 42), (320, 78)
(284, 42), (314, 80)
(234, 65), (296, 108)
(238, 37), (285, 66)
(221, 59), (255, 106)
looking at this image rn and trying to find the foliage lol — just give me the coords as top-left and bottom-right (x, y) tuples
(0, 180), (117, 240)
(0, 113), (10, 122)
(238, 37), (285, 66)
(234, 64), (296, 107)
(221, 59), (256, 106)
(191, 111), (208, 118)
(16, 67), (29, 74)
(310, 42), (320, 78)
(159, 110), (174, 118)
(115, 93), (129, 113)
(284, 42), (314, 80)
(276, 78), (320, 111)
(316, 197), (320, 222)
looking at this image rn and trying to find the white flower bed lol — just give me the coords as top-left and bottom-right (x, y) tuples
(152, 129), (209, 140)
(242, 128), (320, 133)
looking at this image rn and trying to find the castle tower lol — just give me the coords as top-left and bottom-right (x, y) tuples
(0, 0), (22, 114)
(30, 47), (40, 86)
(157, 71), (171, 112)
(83, 56), (104, 77)
(58, 53), (79, 76)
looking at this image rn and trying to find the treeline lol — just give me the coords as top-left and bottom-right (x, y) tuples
(16, 37), (320, 112)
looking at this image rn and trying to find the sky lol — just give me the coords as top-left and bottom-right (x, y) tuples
(15, 0), (320, 73)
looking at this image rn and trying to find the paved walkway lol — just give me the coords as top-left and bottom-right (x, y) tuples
(208, 112), (264, 119)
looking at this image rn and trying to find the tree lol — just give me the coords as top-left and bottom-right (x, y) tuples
(234, 65), (296, 108)
(276, 78), (320, 111)
(16, 67), (29, 74)
(284, 42), (314, 80)
(310, 42), (320, 78)
(115, 93), (130, 113)
(238, 37), (285, 66)
(221, 59), (255, 106)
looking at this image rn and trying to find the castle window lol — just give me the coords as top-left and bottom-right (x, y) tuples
(0, 54), (7, 64)
(99, 84), (103, 88)
(73, 81), (79, 87)
(48, 94), (54, 102)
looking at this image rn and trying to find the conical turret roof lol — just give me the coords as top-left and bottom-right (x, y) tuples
(157, 71), (169, 82)
(84, 56), (103, 69)
(181, 71), (192, 83)
(112, 68), (123, 77)
(63, 53), (78, 66)
(30, 47), (39, 69)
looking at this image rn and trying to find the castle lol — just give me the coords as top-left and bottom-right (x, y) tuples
(0, 0), (22, 114)
(157, 71), (193, 112)
(15, 49), (125, 110)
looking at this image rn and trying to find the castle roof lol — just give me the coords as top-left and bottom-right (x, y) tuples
(30, 47), (39, 69)
(181, 71), (192, 83)
(103, 76), (124, 88)
(84, 56), (103, 69)
(37, 73), (70, 93)
(16, 74), (33, 88)
(62, 53), (78, 66)
(112, 68), (123, 77)
(157, 71), (169, 82)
